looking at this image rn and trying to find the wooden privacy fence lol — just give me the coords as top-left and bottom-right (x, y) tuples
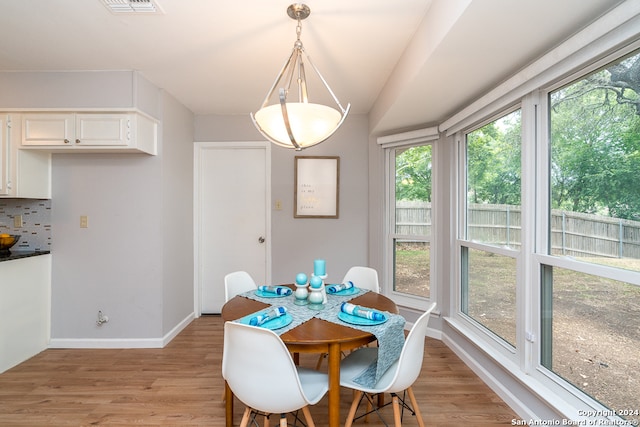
(396, 201), (640, 259)
(395, 200), (432, 237)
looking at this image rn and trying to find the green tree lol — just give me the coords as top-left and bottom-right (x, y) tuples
(395, 145), (432, 201)
(550, 52), (640, 220)
(467, 110), (521, 205)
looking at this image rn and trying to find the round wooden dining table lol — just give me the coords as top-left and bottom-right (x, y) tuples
(221, 286), (399, 427)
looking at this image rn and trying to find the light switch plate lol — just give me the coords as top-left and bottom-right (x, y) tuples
(80, 215), (89, 228)
(14, 215), (23, 228)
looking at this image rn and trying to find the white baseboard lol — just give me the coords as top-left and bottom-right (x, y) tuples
(49, 312), (195, 349)
(162, 313), (195, 347)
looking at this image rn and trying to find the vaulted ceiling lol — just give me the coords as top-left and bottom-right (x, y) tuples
(0, 0), (624, 135)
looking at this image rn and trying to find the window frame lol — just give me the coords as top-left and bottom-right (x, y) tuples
(381, 129), (439, 311)
(454, 104), (525, 361)
(531, 52), (640, 399)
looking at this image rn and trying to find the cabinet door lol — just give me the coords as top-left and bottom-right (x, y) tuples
(0, 116), (7, 195)
(22, 114), (74, 146)
(75, 114), (130, 146)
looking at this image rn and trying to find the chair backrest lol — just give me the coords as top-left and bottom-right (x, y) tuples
(222, 322), (312, 414)
(224, 271), (257, 302)
(342, 266), (380, 292)
(386, 302), (437, 393)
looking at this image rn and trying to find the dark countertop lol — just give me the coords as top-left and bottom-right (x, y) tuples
(0, 250), (51, 262)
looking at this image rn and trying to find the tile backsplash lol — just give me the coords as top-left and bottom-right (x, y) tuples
(0, 199), (51, 251)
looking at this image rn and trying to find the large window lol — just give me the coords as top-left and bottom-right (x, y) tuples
(436, 9), (640, 421)
(461, 109), (522, 348)
(541, 50), (640, 414)
(389, 144), (432, 299)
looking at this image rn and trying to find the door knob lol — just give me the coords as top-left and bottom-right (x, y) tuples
(258, 236), (265, 243)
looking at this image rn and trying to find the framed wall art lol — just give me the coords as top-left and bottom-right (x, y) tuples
(294, 156), (340, 218)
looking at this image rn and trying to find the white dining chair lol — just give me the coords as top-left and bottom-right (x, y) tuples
(221, 271), (259, 402)
(224, 271), (258, 302)
(339, 302), (437, 427)
(222, 321), (329, 427)
(342, 266), (380, 293)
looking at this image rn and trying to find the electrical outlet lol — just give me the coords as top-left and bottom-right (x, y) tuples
(14, 215), (23, 228)
(275, 200), (283, 210)
(80, 215), (88, 228)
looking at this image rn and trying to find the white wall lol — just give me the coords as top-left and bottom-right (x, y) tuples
(0, 71), (160, 119)
(194, 113), (370, 284)
(51, 152), (165, 340)
(159, 92), (195, 336)
(0, 71), (195, 345)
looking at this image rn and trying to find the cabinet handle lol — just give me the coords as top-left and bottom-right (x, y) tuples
(64, 139), (70, 144)
(75, 139), (81, 144)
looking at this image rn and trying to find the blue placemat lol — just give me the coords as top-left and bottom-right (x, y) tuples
(238, 289), (315, 334)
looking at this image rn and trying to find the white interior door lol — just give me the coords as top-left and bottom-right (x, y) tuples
(194, 142), (270, 314)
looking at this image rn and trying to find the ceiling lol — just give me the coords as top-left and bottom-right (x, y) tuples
(0, 0), (624, 135)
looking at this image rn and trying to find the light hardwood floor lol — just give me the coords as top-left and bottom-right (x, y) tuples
(0, 315), (518, 426)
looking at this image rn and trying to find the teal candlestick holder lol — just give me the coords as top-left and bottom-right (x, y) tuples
(294, 272), (309, 305)
(308, 275), (325, 310)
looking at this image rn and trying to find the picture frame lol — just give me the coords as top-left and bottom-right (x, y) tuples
(294, 156), (340, 218)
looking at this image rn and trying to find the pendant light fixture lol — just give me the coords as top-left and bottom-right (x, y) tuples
(251, 3), (350, 151)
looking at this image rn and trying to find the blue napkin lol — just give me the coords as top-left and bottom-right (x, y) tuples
(326, 281), (354, 294)
(249, 306), (288, 326)
(258, 285), (292, 296)
(340, 302), (386, 321)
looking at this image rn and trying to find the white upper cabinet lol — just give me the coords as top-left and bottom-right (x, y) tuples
(76, 114), (130, 146)
(21, 112), (157, 155)
(0, 113), (51, 199)
(0, 116), (7, 195)
(22, 114), (74, 146)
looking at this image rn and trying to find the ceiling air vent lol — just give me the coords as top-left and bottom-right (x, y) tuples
(101, 0), (163, 14)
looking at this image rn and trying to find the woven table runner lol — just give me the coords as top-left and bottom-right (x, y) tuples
(236, 288), (406, 388)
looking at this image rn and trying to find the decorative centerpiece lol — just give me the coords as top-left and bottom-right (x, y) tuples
(307, 275), (325, 310)
(294, 273), (309, 305)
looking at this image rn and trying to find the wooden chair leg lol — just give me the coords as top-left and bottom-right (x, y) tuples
(365, 394), (373, 423)
(315, 353), (326, 370)
(302, 406), (316, 427)
(264, 413), (270, 427)
(279, 414), (287, 427)
(345, 390), (363, 427)
(239, 407), (251, 427)
(392, 395), (402, 427)
(407, 387), (425, 427)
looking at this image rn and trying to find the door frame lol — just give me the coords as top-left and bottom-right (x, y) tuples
(193, 141), (272, 317)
